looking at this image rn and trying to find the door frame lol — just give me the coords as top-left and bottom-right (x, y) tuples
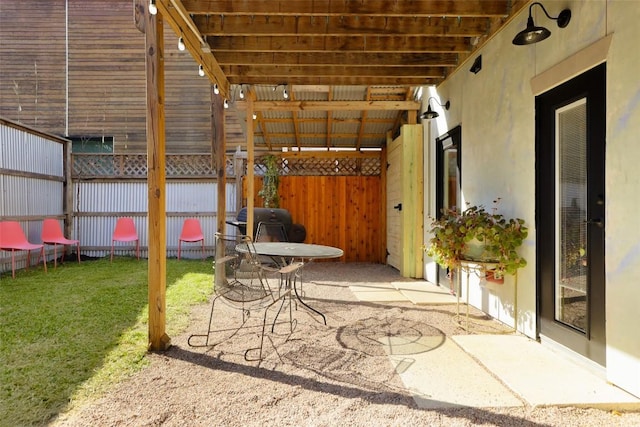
(435, 125), (461, 287)
(535, 63), (606, 365)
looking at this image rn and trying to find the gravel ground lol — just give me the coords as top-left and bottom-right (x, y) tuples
(53, 263), (640, 427)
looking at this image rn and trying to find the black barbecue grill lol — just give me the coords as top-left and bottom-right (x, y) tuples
(230, 207), (306, 243)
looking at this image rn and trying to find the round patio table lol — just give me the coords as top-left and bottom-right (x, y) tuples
(242, 242), (344, 261)
(236, 242), (343, 324)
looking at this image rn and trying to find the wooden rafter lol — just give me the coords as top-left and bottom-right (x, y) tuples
(158, 0), (528, 152)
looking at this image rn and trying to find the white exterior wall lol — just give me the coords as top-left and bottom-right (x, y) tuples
(423, 0), (640, 397)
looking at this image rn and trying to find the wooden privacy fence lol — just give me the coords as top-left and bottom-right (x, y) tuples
(245, 173), (385, 263)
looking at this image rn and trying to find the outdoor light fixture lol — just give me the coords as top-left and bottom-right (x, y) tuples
(198, 64), (205, 77)
(274, 84), (289, 99)
(213, 84), (219, 95)
(253, 112), (258, 120)
(238, 85), (245, 99)
(177, 36), (185, 51)
(512, 2), (571, 46)
(224, 99), (229, 109)
(420, 97), (450, 120)
(148, 0), (157, 15)
(469, 55), (482, 74)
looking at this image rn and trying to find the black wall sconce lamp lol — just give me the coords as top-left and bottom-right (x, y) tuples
(470, 55), (482, 74)
(420, 97), (450, 120)
(512, 2), (571, 45)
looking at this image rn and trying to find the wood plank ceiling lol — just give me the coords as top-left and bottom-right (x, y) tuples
(154, 0), (529, 153)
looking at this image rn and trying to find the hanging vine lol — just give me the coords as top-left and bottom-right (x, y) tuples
(258, 155), (280, 208)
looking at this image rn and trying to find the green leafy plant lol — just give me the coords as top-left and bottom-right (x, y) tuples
(258, 154), (280, 208)
(426, 199), (528, 277)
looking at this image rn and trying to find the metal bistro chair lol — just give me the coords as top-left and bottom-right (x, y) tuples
(188, 233), (300, 361)
(255, 221), (288, 243)
(255, 221), (289, 267)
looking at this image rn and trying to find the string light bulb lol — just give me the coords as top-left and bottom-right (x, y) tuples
(177, 36), (185, 51)
(253, 112), (257, 120)
(213, 84), (219, 95)
(239, 87), (245, 99)
(148, 0), (157, 15)
(198, 64), (205, 77)
(224, 99), (229, 109)
(283, 88), (289, 99)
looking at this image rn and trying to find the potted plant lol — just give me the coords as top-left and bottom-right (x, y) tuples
(425, 199), (528, 282)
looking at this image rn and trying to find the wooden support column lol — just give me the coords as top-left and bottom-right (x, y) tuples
(137, 0), (170, 351)
(62, 139), (73, 238)
(246, 98), (254, 238)
(212, 91), (226, 234)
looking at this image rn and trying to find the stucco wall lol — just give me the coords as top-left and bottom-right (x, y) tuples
(423, 0), (640, 397)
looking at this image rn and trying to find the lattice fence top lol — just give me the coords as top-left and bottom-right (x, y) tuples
(253, 155), (381, 177)
(72, 154), (231, 179)
(72, 153), (381, 178)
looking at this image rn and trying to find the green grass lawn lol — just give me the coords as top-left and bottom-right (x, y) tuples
(0, 257), (213, 427)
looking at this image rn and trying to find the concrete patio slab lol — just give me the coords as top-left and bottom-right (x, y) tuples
(380, 336), (524, 408)
(452, 334), (640, 410)
(391, 281), (457, 305)
(348, 285), (407, 302)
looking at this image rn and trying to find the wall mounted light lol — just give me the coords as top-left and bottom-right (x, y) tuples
(223, 99), (229, 109)
(177, 36), (185, 51)
(198, 64), (205, 77)
(512, 2), (571, 46)
(420, 97), (450, 120)
(253, 112), (258, 120)
(469, 55), (482, 74)
(213, 84), (219, 95)
(148, 0), (157, 15)
(283, 87), (289, 99)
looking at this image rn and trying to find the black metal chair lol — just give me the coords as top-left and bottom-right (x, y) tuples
(188, 233), (298, 361)
(255, 221), (289, 242)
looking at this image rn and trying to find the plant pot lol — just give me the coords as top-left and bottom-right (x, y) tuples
(463, 238), (497, 262)
(485, 269), (504, 284)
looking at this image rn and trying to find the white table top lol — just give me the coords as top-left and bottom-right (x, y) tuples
(237, 242), (343, 260)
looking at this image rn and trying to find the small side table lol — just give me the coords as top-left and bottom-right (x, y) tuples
(455, 260), (518, 333)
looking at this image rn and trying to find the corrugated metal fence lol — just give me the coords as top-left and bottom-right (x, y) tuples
(1, 119), (238, 276)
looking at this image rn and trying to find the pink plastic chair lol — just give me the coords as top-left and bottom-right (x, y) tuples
(0, 221), (47, 278)
(41, 219), (80, 268)
(178, 218), (205, 260)
(111, 218), (139, 262)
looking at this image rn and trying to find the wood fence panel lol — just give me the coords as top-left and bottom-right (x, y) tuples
(249, 175), (384, 263)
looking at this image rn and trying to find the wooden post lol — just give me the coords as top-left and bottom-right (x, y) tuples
(142, 1), (170, 351)
(62, 139), (74, 239)
(212, 91), (226, 234)
(246, 98), (255, 238)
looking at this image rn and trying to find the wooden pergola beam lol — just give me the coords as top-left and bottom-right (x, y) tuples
(181, 0), (510, 17)
(156, 0), (231, 98)
(237, 100), (420, 112)
(194, 16), (493, 37)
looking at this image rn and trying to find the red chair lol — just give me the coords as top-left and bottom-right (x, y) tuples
(111, 218), (139, 262)
(41, 218), (80, 268)
(178, 218), (205, 260)
(0, 221), (47, 278)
